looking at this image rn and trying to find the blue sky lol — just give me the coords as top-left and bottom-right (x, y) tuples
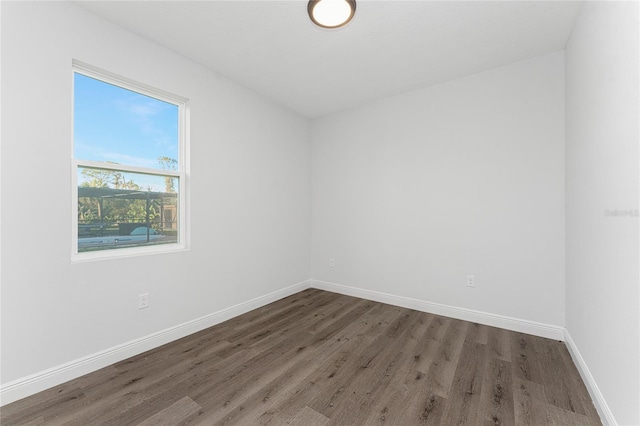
(74, 73), (179, 169)
(74, 73), (179, 192)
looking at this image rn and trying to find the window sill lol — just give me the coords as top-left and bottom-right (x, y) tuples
(71, 243), (189, 264)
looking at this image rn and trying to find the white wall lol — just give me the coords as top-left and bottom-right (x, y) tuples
(311, 52), (566, 327)
(1, 0), (310, 387)
(3, 2), (637, 422)
(565, 2), (639, 425)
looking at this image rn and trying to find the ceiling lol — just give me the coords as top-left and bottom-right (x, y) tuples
(75, 1), (582, 118)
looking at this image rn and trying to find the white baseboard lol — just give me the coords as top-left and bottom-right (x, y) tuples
(0, 279), (312, 406)
(5, 277), (610, 424)
(312, 279), (611, 425)
(311, 279), (565, 341)
(564, 329), (617, 426)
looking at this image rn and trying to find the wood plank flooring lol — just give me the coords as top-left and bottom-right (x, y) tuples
(1, 289), (601, 425)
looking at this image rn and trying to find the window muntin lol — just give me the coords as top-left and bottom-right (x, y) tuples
(72, 63), (187, 259)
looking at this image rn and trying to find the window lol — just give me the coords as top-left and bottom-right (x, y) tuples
(72, 62), (188, 260)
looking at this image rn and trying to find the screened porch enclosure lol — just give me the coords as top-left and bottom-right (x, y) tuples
(77, 187), (178, 252)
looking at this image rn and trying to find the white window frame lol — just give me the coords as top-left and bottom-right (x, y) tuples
(71, 61), (189, 262)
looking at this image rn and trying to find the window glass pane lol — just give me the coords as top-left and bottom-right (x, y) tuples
(74, 73), (179, 169)
(77, 167), (179, 252)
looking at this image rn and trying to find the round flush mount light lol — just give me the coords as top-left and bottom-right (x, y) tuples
(308, 0), (356, 29)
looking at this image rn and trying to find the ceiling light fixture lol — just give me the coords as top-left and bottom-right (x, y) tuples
(308, 0), (356, 29)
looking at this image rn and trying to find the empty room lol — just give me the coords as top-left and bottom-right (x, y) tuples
(1, 1), (638, 425)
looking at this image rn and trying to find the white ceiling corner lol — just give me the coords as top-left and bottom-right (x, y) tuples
(74, 0), (582, 118)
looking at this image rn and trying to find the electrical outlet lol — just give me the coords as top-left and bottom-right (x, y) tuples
(329, 258), (335, 267)
(466, 275), (475, 287)
(138, 293), (150, 309)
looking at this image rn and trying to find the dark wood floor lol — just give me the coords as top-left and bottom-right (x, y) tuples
(1, 289), (600, 425)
